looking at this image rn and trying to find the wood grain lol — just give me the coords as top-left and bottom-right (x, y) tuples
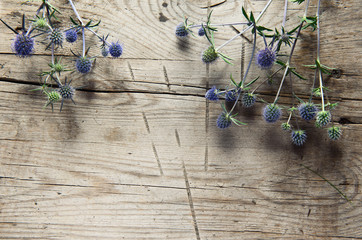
(0, 0), (361, 239)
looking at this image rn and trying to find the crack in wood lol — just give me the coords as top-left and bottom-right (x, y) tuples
(204, 144), (209, 171)
(200, 0), (227, 9)
(127, 62), (135, 81)
(163, 65), (171, 91)
(152, 142), (164, 176)
(142, 112), (151, 134)
(182, 161), (201, 240)
(175, 129), (181, 147)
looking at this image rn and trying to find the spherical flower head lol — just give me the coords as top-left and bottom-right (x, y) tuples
(217, 112), (232, 129)
(49, 28), (64, 46)
(53, 63), (64, 72)
(242, 93), (256, 108)
(198, 27), (205, 36)
(281, 122), (292, 131)
(315, 110), (331, 128)
(76, 56), (92, 74)
(225, 90), (238, 102)
(205, 86), (219, 101)
(12, 34), (35, 57)
(109, 42), (123, 58)
(263, 104), (282, 123)
(65, 29), (78, 43)
(175, 23), (189, 37)
(256, 47), (276, 69)
(291, 130), (307, 146)
(47, 91), (61, 103)
(298, 102), (317, 121)
(34, 17), (47, 29)
(58, 84), (75, 100)
(202, 46), (218, 64)
(101, 47), (109, 57)
(328, 126), (342, 141)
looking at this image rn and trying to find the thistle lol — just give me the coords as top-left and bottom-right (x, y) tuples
(291, 130), (307, 146)
(65, 29), (78, 43)
(298, 102), (317, 121)
(45, 91), (61, 111)
(205, 86), (219, 101)
(57, 78), (76, 112)
(225, 89), (238, 102)
(328, 126), (341, 140)
(76, 56), (92, 74)
(315, 110), (331, 127)
(49, 28), (64, 47)
(202, 46), (218, 64)
(216, 112), (232, 129)
(263, 104), (282, 123)
(108, 42), (123, 58)
(13, 34), (35, 57)
(256, 47), (276, 69)
(175, 22), (189, 37)
(241, 93), (256, 108)
(281, 122), (292, 131)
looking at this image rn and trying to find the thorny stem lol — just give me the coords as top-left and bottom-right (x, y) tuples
(215, 0), (273, 51)
(68, 0), (84, 25)
(87, 28), (110, 46)
(273, 0), (310, 104)
(316, 0), (325, 111)
(82, 27), (85, 57)
(189, 22), (249, 28)
(282, 0), (288, 28)
(51, 43), (55, 64)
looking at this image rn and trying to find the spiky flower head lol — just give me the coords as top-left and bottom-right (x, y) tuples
(315, 110), (331, 128)
(263, 104), (282, 123)
(45, 91), (60, 105)
(101, 47), (109, 57)
(225, 89), (238, 102)
(53, 62), (64, 72)
(198, 27), (205, 36)
(328, 126), (342, 141)
(281, 122), (292, 131)
(298, 102), (317, 121)
(242, 93), (256, 108)
(76, 56), (92, 74)
(217, 112), (232, 129)
(12, 34), (35, 57)
(109, 42), (123, 58)
(49, 28), (64, 46)
(291, 130), (307, 146)
(256, 47), (276, 69)
(175, 22), (189, 37)
(205, 86), (219, 101)
(65, 29), (78, 43)
(202, 46), (218, 64)
(58, 83), (75, 100)
(33, 17), (47, 29)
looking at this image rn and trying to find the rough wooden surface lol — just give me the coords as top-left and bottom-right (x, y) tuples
(0, 0), (361, 239)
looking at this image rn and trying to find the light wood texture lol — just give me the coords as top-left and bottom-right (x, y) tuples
(0, 0), (361, 239)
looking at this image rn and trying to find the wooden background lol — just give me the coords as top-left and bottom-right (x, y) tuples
(0, 0), (361, 239)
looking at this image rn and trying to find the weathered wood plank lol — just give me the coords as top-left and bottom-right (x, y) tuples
(0, 0), (361, 239)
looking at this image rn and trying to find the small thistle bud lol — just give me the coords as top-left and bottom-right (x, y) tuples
(291, 130), (307, 146)
(175, 23), (189, 37)
(13, 34), (35, 57)
(205, 86), (219, 101)
(65, 29), (78, 43)
(198, 27), (205, 36)
(53, 63), (64, 72)
(101, 47), (109, 57)
(225, 90), (238, 102)
(242, 93), (256, 108)
(58, 84), (75, 100)
(298, 102), (317, 121)
(263, 104), (282, 123)
(34, 17), (47, 29)
(256, 47), (276, 69)
(281, 122), (292, 131)
(49, 28), (64, 46)
(217, 112), (232, 129)
(46, 91), (60, 104)
(202, 46), (218, 64)
(328, 126), (342, 140)
(315, 110), (331, 127)
(76, 56), (92, 74)
(109, 42), (123, 58)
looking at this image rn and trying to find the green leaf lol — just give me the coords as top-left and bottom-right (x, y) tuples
(290, 69), (306, 80)
(229, 74), (238, 87)
(244, 76), (259, 88)
(289, 0), (305, 4)
(70, 16), (79, 26)
(231, 117), (247, 126)
(218, 52), (233, 65)
(242, 7), (249, 21)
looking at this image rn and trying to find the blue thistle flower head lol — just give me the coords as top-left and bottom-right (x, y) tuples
(12, 34), (35, 57)
(76, 56), (92, 74)
(217, 112), (232, 129)
(298, 102), (317, 121)
(263, 104), (282, 123)
(202, 46), (218, 64)
(198, 27), (205, 36)
(205, 86), (219, 101)
(316, 110), (331, 128)
(109, 42), (123, 58)
(242, 93), (256, 108)
(65, 29), (78, 43)
(49, 28), (64, 46)
(175, 23), (189, 37)
(225, 89), (238, 102)
(101, 47), (109, 57)
(328, 126), (341, 140)
(57, 78), (76, 112)
(256, 47), (276, 69)
(291, 130), (307, 146)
